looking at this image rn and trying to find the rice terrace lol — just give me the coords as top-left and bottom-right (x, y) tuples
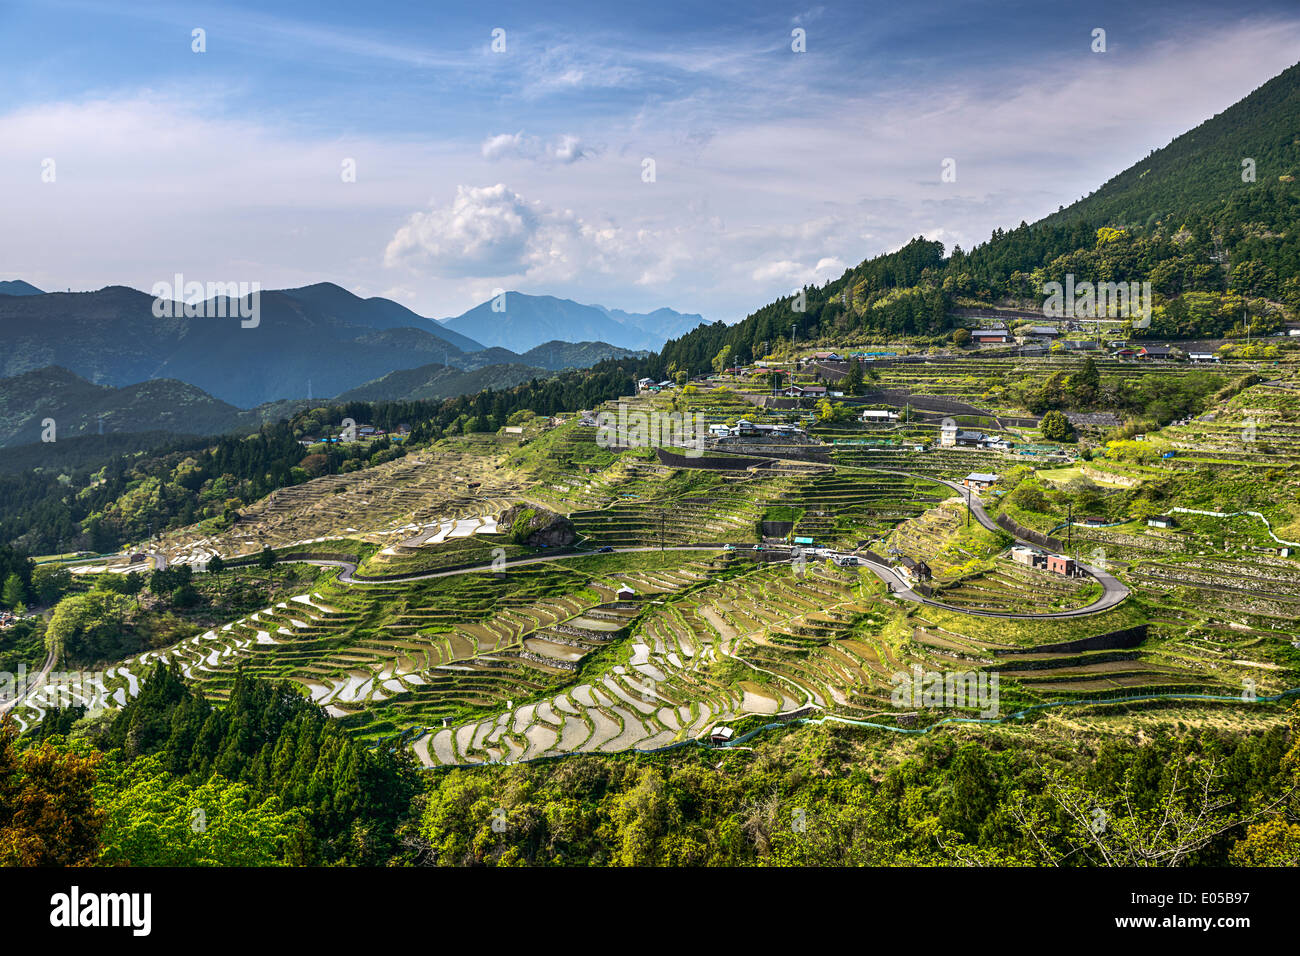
(3, 2), (1300, 905)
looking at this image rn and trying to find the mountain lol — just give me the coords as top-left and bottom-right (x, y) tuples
(1039, 61), (1300, 231)
(520, 340), (646, 370)
(278, 282), (486, 352)
(0, 366), (311, 447)
(334, 362), (550, 403)
(440, 292), (707, 351)
(0, 280), (43, 296)
(0, 282), (658, 407)
(595, 305), (708, 346)
(334, 341), (643, 403)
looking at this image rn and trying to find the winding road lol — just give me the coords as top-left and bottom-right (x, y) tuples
(289, 465), (1130, 622)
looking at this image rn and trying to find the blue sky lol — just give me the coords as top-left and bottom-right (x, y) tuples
(1, 0), (1298, 321)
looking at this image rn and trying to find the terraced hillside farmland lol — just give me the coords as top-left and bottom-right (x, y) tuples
(21, 359), (1300, 772)
(154, 437), (529, 562)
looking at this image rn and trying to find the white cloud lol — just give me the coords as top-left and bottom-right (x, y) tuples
(384, 184), (542, 277)
(481, 131), (594, 164)
(3, 14), (1300, 325)
(751, 257), (845, 287)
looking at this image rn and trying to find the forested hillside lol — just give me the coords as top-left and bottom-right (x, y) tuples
(653, 62), (1300, 378)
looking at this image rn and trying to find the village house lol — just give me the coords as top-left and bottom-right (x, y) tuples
(860, 409), (900, 424)
(1022, 325), (1060, 340)
(898, 555), (932, 581)
(783, 384), (828, 398)
(970, 328), (1011, 344)
(963, 472), (1000, 491)
(1010, 545), (1046, 569)
(1147, 514), (1178, 529)
(1138, 345), (1173, 360)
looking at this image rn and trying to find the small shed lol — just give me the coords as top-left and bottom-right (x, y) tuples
(1046, 554), (1075, 575)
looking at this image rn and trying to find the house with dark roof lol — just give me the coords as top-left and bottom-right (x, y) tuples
(898, 555), (932, 581)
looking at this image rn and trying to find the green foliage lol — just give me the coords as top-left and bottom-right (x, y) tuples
(94, 753), (304, 866)
(1039, 410), (1072, 441)
(99, 663), (420, 865)
(45, 590), (137, 664)
(510, 508), (538, 545)
(31, 564), (72, 605)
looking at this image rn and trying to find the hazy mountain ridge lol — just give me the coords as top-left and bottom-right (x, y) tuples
(0, 280), (43, 296)
(0, 283), (655, 407)
(440, 292), (707, 351)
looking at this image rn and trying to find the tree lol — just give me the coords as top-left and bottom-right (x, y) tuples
(951, 328), (971, 347)
(45, 590), (137, 664)
(1040, 410), (1073, 442)
(711, 345), (731, 376)
(31, 564), (72, 606)
(258, 546), (276, 571)
(1, 573), (24, 610)
(843, 361), (865, 396)
(0, 723), (104, 866)
(207, 554), (225, 594)
(94, 753), (303, 866)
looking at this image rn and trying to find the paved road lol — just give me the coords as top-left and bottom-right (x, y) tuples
(297, 530), (1126, 620)
(840, 466), (1130, 617)
(160, 464), (1128, 622)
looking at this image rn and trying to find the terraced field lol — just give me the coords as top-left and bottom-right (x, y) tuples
(22, 373), (1300, 764)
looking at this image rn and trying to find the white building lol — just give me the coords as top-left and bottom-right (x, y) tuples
(861, 409), (900, 424)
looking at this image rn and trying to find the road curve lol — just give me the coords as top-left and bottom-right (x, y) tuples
(294, 533), (1125, 620)
(837, 465), (1130, 617)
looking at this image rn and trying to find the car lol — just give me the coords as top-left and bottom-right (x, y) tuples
(753, 545), (763, 551)
(722, 544), (736, 551)
(596, 546), (614, 553)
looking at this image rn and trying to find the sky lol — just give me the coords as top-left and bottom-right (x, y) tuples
(1, 0), (1298, 323)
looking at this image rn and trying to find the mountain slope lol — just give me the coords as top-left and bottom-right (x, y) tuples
(0, 280), (43, 296)
(1040, 61), (1300, 231)
(333, 362), (551, 403)
(0, 366), (303, 447)
(653, 61), (1300, 373)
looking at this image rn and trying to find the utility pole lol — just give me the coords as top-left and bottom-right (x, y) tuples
(659, 509), (665, 552)
(1067, 503), (1073, 556)
(966, 485), (971, 528)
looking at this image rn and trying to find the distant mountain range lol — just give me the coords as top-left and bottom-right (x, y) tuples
(0, 282), (657, 407)
(0, 280), (43, 296)
(0, 339), (645, 447)
(0, 366), (309, 448)
(439, 292), (706, 352)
